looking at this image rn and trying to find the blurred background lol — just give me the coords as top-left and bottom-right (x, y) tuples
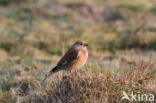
(0, 0), (156, 102)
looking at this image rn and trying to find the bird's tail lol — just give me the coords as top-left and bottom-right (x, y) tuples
(41, 66), (58, 94)
(43, 66), (58, 81)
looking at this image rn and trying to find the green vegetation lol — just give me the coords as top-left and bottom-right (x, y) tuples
(0, 0), (156, 103)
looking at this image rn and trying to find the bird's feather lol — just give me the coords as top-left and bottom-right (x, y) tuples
(42, 48), (79, 81)
(57, 48), (79, 69)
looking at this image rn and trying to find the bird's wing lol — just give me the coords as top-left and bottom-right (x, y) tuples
(43, 48), (79, 81)
(57, 48), (79, 68)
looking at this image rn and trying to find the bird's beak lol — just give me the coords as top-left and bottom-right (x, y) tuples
(85, 44), (88, 47)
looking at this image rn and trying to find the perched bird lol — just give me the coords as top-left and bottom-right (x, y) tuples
(43, 40), (88, 80)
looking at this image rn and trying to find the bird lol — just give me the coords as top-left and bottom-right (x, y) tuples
(43, 40), (88, 81)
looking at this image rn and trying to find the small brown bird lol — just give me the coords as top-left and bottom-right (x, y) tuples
(44, 40), (88, 80)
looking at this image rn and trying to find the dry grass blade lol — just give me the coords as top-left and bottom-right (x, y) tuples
(24, 59), (155, 103)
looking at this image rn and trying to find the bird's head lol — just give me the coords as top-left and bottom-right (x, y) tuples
(72, 40), (88, 50)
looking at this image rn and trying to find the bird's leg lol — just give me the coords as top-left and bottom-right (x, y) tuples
(71, 70), (78, 79)
(70, 70), (75, 76)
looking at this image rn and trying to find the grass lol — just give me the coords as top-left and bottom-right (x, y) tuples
(24, 59), (156, 103)
(0, 0), (156, 103)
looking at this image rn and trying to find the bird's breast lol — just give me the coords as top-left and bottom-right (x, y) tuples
(83, 50), (88, 61)
(79, 49), (88, 65)
(71, 49), (88, 70)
